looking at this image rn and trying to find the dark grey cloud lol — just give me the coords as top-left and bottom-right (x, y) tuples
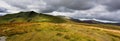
(0, 7), (7, 13)
(44, 0), (95, 10)
(2, 0), (95, 13)
(0, 0), (120, 23)
(102, 0), (120, 11)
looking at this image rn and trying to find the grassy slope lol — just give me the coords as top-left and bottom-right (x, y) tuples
(0, 11), (120, 41)
(0, 22), (120, 41)
(0, 11), (66, 23)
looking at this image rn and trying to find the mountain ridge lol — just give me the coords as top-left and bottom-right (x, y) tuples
(0, 11), (67, 24)
(70, 18), (120, 26)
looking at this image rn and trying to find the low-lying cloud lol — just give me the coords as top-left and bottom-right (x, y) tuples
(0, 0), (120, 23)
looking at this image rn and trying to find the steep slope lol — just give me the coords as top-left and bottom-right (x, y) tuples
(0, 11), (120, 41)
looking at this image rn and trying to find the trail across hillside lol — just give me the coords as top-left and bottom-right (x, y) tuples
(1, 22), (120, 41)
(15, 22), (120, 33)
(1, 22), (120, 34)
(87, 26), (120, 33)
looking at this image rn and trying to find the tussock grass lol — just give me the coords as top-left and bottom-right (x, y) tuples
(0, 22), (120, 41)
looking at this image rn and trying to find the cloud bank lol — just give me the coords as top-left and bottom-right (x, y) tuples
(0, 0), (120, 23)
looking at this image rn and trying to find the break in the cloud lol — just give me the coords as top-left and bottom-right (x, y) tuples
(0, 0), (120, 23)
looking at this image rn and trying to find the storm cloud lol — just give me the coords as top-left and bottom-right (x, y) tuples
(0, 0), (120, 23)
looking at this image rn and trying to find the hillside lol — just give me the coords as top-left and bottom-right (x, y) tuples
(0, 11), (120, 41)
(0, 11), (66, 24)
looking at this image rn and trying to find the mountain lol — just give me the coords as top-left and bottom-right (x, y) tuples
(70, 18), (103, 24)
(0, 11), (67, 24)
(70, 18), (120, 26)
(0, 11), (120, 41)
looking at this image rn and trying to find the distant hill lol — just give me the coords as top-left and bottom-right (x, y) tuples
(70, 18), (120, 26)
(0, 11), (120, 41)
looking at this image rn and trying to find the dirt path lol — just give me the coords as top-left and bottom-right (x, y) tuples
(16, 23), (120, 33)
(87, 26), (120, 33)
(1, 22), (120, 34)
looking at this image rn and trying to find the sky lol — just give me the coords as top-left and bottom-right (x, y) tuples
(0, 0), (120, 23)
